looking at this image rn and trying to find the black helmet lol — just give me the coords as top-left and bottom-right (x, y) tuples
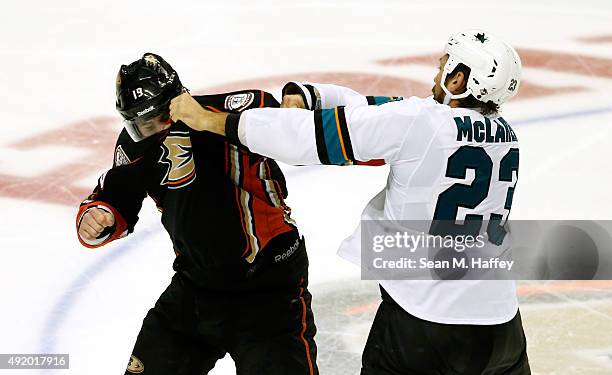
(116, 53), (183, 141)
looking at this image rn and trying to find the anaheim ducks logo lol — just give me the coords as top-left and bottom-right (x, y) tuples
(159, 131), (196, 189)
(127, 355), (144, 373)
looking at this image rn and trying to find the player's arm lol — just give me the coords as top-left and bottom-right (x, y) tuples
(170, 93), (421, 165)
(234, 103), (420, 165)
(194, 89), (280, 113)
(279, 82), (401, 165)
(76, 130), (151, 248)
(281, 81), (401, 110)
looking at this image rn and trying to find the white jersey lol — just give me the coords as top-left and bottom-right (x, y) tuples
(233, 82), (520, 325)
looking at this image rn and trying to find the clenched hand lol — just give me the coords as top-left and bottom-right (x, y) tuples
(170, 93), (228, 135)
(281, 94), (306, 109)
(79, 208), (115, 241)
(169, 93), (210, 131)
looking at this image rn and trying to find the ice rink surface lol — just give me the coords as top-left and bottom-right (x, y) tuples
(1, 0), (612, 374)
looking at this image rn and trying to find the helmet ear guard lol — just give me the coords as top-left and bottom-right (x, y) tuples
(441, 30), (522, 107)
(440, 54), (472, 105)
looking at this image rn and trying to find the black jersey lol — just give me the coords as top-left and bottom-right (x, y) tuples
(76, 90), (300, 288)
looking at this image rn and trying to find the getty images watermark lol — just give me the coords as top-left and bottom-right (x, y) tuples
(361, 220), (612, 280)
(371, 231), (514, 271)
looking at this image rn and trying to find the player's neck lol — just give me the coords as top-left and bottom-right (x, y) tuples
(448, 99), (462, 108)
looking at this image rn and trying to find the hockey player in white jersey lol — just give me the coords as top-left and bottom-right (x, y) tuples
(170, 30), (530, 374)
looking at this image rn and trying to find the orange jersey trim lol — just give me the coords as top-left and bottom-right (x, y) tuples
(299, 287), (315, 375)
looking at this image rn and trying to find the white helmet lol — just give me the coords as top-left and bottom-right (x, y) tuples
(441, 30), (522, 106)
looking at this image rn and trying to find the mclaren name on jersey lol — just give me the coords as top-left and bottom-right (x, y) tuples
(454, 116), (518, 143)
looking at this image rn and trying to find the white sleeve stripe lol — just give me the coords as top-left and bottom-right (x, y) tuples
(292, 82), (313, 110)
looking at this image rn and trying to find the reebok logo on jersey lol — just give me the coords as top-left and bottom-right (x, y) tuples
(274, 238), (300, 263)
(224, 93), (255, 112)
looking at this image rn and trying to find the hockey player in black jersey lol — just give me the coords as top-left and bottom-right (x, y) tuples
(75, 53), (317, 375)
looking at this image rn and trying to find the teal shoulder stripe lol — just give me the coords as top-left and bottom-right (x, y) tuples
(367, 96), (404, 106)
(321, 109), (347, 165)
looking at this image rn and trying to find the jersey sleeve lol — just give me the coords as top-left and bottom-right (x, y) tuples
(227, 98), (422, 166)
(75, 129), (151, 248)
(282, 81), (401, 110)
(194, 89), (279, 113)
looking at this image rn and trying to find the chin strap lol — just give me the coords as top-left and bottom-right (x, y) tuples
(442, 91), (452, 105)
(441, 82), (472, 105)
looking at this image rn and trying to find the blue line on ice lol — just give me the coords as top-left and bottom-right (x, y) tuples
(39, 225), (158, 372)
(512, 106), (612, 126)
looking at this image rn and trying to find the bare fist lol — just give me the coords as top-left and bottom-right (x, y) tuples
(78, 208), (115, 241)
(169, 92), (229, 135)
(169, 92), (209, 130)
(281, 94), (306, 109)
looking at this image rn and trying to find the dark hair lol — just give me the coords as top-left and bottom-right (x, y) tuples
(447, 63), (500, 116)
